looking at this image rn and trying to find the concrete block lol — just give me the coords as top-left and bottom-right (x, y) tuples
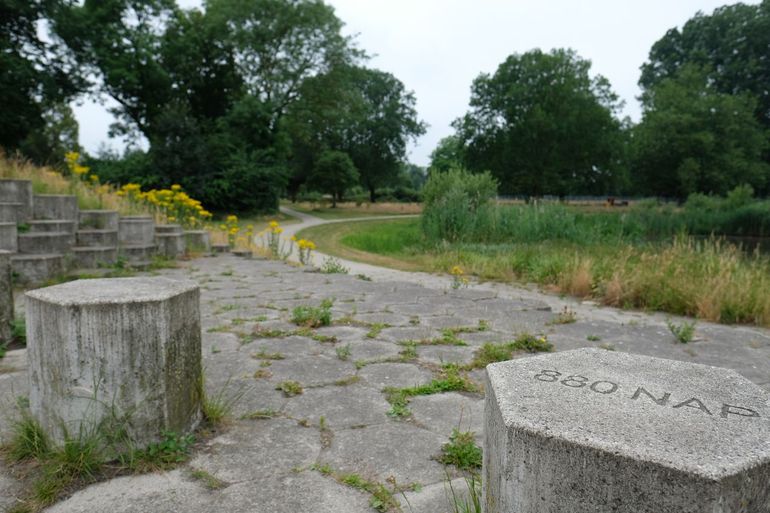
(484, 348), (770, 513)
(18, 232), (72, 254)
(118, 244), (156, 265)
(11, 254), (64, 286)
(0, 250), (12, 345)
(155, 224), (183, 235)
(183, 230), (210, 254)
(119, 216), (155, 245)
(212, 243), (230, 253)
(156, 233), (186, 258)
(71, 246), (118, 268)
(77, 229), (118, 247)
(0, 202), (22, 223)
(0, 179), (32, 222)
(28, 220), (76, 234)
(0, 222), (17, 252)
(79, 210), (119, 230)
(32, 194), (78, 220)
(26, 277), (202, 448)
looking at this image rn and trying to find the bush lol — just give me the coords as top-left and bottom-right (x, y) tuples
(421, 167), (498, 243)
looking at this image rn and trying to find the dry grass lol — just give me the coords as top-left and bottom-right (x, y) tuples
(0, 154), (150, 216)
(287, 201), (422, 219)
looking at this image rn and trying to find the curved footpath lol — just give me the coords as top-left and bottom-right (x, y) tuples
(0, 208), (767, 513)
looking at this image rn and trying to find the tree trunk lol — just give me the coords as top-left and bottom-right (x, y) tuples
(369, 187), (376, 203)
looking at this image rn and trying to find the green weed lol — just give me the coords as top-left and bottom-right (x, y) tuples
(440, 429), (482, 471)
(291, 299), (334, 328)
(276, 381), (303, 397)
(666, 319), (696, 343)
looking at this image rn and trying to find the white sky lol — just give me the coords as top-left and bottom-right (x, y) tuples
(73, 0), (757, 166)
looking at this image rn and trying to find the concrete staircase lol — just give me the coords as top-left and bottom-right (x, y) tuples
(0, 179), (215, 285)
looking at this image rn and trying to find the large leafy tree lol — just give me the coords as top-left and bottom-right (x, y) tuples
(307, 149), (358, 206)
(640, 1), (770, 129)
(1, 0), (81, 161)
(286, 65), (425, 202)
(53, 0), (356, 212)
(454, 49), (625, 197)
(632, 65), (769, 197)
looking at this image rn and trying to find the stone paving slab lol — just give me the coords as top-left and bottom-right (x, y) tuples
(1, 252), (769, 512)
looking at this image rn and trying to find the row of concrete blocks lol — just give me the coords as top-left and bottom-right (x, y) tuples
(12, 271), (770, 512)
(0, 182), (212, 284)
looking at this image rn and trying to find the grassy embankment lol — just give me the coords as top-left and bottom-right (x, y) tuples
(298, 205), (770, 327)
(284, 200), (421, 220)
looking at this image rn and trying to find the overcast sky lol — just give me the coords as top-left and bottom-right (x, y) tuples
(72, 0), (757, 166)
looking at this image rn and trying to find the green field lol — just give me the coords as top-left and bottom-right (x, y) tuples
(299, 217), (770, 327)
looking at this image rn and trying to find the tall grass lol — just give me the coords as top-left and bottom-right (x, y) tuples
(432, 236), (770, 326)
(0, 154), (148, 215)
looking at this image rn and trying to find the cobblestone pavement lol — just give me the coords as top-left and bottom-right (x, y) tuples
(1, 222), (769, 512)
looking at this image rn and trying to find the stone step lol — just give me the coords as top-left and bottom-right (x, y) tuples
(0, 222), (18, 252)
(18, 232), (73, 254)
(80, 210), (119, 230)
(33, 194), (78, 221)
(11, 253), (64, 285)
(0, 202), (22, 223)
(155, 224), (183, 235)
(155, 233), (186, 258)
(183, 230), (211, 254)
(119, 216), (155, 246)
(119, 243), (157, 263)
(28, 219), (77, 233)
(212, 243), (230, 253)
(71, 246), (118, 268)
(0, 180), (32, 222)
(77, 229), (118, 247)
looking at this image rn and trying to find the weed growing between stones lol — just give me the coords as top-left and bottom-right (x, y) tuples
(311, 333), (338, 343)
(464, 333), (553, 370)
(446, 474), (482, 513)
(549, 306), (577, 324)
(587, 334), (601, 341)
(276, 380), (304, 397)
(200, 374), (243, 426)
(366, 323), (390, 338)
(383, 364), (478, 418)
(335, 344), (352, 360)
(291, 298), (334, 327)
(333, 375), (361, 386)
(440, 429), (482, 471)
(253, 369), (272, 379)
(241, 409), (280, 420)
(667, 319), (696, 343)
(320, 257), (349, 274)
(309, 464), (416, 513)
(2, 410), (199, 512)
(189, 468), (227, 490)
(252, 349), (285, 360)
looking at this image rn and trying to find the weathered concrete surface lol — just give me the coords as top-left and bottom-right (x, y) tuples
(0, 179), (32, 222)
(0, 250), (11, 345)
(25, 277), (202, 448)
(0, 202), (21, 223)
(32, 194), (78, 220)
(79, 210), (119, 230)
(118, 216), (155, 245)
(17, 231), (72, 254)
(484, 349), (770, 513)
(0, 222), (17, 252)
(1, 228), (769, 512)
(156, 233), (186, 258)
(184, 230), (211, 254)
(10, 253), (64, 285)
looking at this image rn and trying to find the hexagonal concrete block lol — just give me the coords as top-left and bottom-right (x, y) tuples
(26, 277), (202, 448)
(484, 348), (770, 513)
(0, 250), (12, 345)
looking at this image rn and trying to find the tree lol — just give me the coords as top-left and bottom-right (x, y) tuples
(640, 2), (770, 129)
(428, 136), (464, 175)
(53, 0), (356, 212)
(454, 49), (624, 197)
(307, 150), (358, 206)
(285, 65), (425, 202)
(632, 65), (769, 197)
(1, 0), (81, 161)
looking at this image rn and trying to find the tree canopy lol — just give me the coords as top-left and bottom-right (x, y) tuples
(454, 48), (625, 197)
(632, 65), (769, 197)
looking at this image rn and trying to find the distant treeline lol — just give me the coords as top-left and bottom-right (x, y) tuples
(3, 1), (770, 212)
